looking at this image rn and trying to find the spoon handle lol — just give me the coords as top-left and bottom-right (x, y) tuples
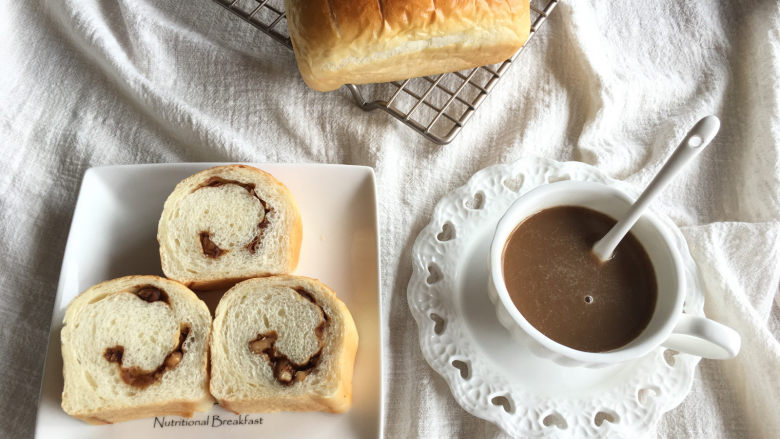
(592, 116), (721, 261)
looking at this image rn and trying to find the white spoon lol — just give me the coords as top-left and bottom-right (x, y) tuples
(592, 115), (721, 262)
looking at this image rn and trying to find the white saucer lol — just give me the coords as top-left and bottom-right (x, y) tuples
(407, 157), (704, 438)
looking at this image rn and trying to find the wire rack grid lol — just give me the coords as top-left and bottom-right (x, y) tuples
(213, 0), (557, 145)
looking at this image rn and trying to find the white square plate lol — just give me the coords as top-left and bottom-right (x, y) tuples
(35, 163), (383, 439)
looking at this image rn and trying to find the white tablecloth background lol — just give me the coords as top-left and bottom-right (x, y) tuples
(1, 0), (778, 437)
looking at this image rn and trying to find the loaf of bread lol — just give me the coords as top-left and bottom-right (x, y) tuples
(284, 0), (531, 91)
(60, 275), (213, 424)
(158, 165), (303, 290)
(210, 275), (358, 413)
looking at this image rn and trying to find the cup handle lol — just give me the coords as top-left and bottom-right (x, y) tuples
(661, 314), (741, 359)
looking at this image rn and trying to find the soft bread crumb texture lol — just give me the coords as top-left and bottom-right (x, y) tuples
(210, 275), (358, 414)
(158, 165), (302, 289)
(60, 275), (213, 424)
(285, 0), (531, 91)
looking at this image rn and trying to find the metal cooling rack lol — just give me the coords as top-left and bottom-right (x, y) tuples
(213, 0), (557, 144)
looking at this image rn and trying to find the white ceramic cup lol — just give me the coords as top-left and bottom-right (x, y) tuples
(487, 180), (741, 367)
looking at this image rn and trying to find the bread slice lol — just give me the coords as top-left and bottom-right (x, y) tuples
(285, 0), (531, 91)
(210, 275), (358, 413)
(158, 165), (303, 290)
(60, 275), (213, 424)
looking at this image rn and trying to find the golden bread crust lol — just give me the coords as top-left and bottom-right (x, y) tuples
(285, 0), (531, 91)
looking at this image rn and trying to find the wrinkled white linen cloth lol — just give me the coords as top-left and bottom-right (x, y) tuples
(1, 0), (778, 437)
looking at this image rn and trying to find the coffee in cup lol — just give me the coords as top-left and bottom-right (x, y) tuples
(488, 180), (741, 367)
(502, 205), (656, 353)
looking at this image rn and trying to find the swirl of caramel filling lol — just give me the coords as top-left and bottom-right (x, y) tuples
(247, 288), (329, 385)
(193, 177), (273, 258)
(100, 285), (186, 388)
(104, 325), (190, 389)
